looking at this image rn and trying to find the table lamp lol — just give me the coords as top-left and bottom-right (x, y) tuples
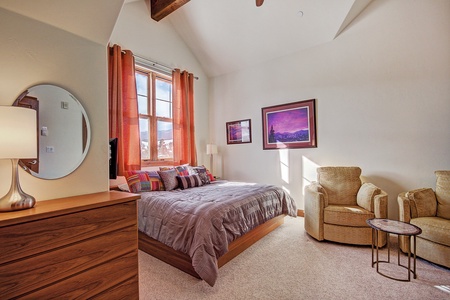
(0, 106), (37, 212)
(206, 144), (218, 176)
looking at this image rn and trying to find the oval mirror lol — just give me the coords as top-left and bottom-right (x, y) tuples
(13, 84), (91, 179)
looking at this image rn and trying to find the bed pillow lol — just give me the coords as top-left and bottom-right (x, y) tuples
(175, 165), (190, 176)
(199, 165), (215, 182)
(176, 174), (203, 190)
(118, 183), (130, 192)
(125, 171), (150, 193)
(125, 170), (164, 192)
(158, 169), (179, 191)
(193, 166), (211, 185)
(186, 165), (197, 175)
(146, 170), (165, 191)
(160, 165), (190, 176)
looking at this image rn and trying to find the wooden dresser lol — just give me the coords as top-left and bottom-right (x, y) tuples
(0, 191), (140, 299)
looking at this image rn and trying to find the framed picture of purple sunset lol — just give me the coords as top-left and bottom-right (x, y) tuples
(261, 99), (316, 150)
(226, 119), (252, 144)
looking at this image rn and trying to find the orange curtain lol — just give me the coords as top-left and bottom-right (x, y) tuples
(172, 69), (197, 166)
(108, 44), (141, 175)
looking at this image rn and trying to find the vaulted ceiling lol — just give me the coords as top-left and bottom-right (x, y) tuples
(164, 0), (373, 77)
(0, 0), (373, 78)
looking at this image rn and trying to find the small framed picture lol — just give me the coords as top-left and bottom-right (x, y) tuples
(262, 99), (317, 150)
(226, 119), (252, 144)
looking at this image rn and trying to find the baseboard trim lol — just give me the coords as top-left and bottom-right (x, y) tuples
(297, 209), (304, 217)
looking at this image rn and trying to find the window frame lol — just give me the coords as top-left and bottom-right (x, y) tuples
(135, 66), (175, 167)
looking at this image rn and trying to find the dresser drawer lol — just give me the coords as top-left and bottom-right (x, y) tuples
(0, 225), (137, 299)
(0, 191), (140, 299)
(0, 201), (136, 264)
(20, 251), (138, 299)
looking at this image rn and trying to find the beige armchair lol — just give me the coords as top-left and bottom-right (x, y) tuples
(397, 170), (450, 268)
(305, 166), (388, 246)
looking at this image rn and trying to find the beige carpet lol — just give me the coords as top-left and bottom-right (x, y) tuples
(138, 217), (450, 300)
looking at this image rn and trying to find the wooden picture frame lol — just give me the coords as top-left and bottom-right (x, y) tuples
(226, 119), (252, 144)
(262, 99), (316, 150)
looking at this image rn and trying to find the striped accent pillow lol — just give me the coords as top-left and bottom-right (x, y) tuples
(176, 174), (203, 190)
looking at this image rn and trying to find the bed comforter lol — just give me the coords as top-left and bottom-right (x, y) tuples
(138, 180), (297, 286)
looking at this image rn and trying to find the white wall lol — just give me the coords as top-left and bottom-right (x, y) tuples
(0, 8), (109, 200)
(210, 0), (450, 219)
(109, 0), (210, 166)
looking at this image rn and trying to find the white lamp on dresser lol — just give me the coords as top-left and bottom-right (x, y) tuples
(0, 106), (37, 212)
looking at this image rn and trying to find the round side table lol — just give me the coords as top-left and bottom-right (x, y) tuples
(366, 218), (422, 281)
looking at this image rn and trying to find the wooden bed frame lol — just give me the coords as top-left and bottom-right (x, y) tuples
(138, 214), (286, 279)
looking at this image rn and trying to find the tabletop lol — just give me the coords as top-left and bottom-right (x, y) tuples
(366, 218), (422, 236)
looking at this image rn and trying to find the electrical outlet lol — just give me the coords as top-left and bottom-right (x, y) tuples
(46, 146), (55, 153)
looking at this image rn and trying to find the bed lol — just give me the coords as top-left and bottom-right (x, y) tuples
(136, 180), (297, 286)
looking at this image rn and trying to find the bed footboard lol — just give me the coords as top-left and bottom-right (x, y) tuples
(138, 214), (286, 279)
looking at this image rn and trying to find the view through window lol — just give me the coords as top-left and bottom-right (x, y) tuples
(135, 67), (173, 164)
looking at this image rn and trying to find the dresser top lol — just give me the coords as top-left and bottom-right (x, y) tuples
(0, 191), (140, 227)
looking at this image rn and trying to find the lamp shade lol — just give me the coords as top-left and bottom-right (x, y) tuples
(0, 106), (37, 159)
(206, 144), (218, 155)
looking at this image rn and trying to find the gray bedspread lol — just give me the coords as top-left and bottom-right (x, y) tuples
(138, 180), (297, 286)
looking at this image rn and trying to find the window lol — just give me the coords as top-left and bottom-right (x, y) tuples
(135, 66), (173, 165)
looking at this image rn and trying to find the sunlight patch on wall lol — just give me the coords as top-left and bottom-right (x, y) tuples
(282, 185), (291, 195)
(302, 156), (320, 196)
(279, 148), (289, 184)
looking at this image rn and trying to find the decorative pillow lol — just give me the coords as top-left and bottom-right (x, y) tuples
(146, 170), (165, 191)
(125, 170), (164, 192)
(160, 165), (190, 176)
(199, 165), (215, 182)
(174, 165), (190, 176)
(159, 166), (173, 172)
(118, 183), (130, 192)
(125, 171), (151, 193)
(186, 165), (197, 175)
(158, 169), (179, 191)
(193, 166), (211, 185)
(406, 188), (437, 218)
(356, 182), (381, 211)
(176, 174), (203, 190)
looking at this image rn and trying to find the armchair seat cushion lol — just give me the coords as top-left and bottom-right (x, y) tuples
(324, 205), (374, 227)
(411, 217), (450, 247)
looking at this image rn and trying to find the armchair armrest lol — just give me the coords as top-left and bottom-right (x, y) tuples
(304, 182), (326, 241)
(397, 192), (412, 223)
(397, 192), (412, 252)
(373, 190), (388, 218)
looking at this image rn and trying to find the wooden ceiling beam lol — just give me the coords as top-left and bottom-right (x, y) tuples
(150, 0), (190, 22)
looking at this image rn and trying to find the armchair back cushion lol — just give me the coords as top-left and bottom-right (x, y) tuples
(435, 170), (450, 219)
(357, 182), (381, 211)
(317, 167), (361, 205)
(406, 188), (437, 218)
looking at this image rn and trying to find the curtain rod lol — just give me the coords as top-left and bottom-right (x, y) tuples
(133, 54), (199, 80)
